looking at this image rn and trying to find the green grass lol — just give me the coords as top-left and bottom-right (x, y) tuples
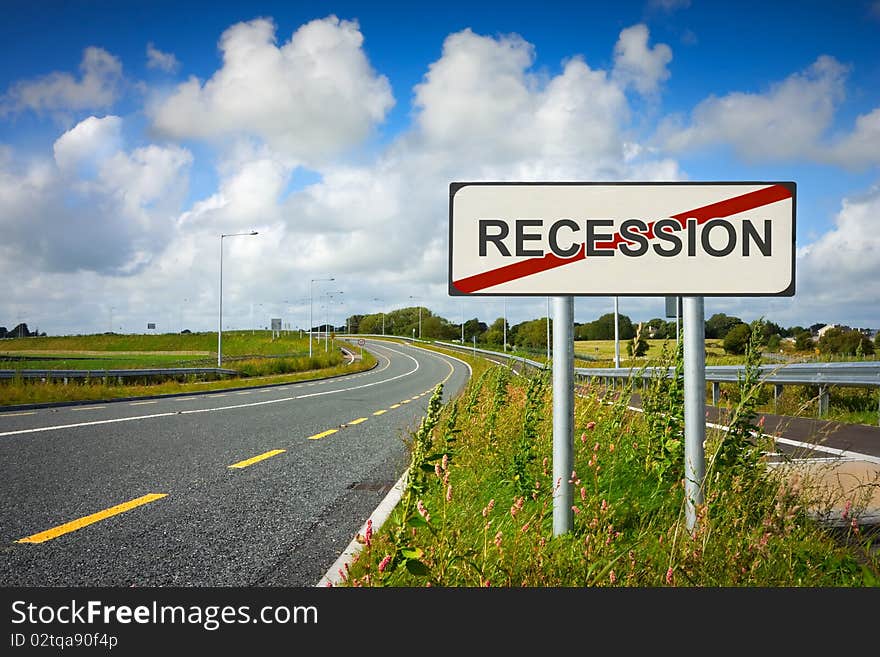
(337, 345), (879, 587)
(0, 331), (374, 406)
(0, 330), (316, 357)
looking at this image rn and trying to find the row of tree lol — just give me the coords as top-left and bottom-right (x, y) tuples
(339, 308), (877, 357)
(0, 323), (45, 338)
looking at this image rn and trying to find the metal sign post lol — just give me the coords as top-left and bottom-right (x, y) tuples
(552, 296), (574, 536)
(448, 181), (796, 537)
(683, 297), (706, 531)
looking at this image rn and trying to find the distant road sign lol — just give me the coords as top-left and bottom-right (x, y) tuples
(147, 323), (156, 329)
(358, 339), (365, 346)
(271, 318), (282, 331)
(449, 182), (796, 296)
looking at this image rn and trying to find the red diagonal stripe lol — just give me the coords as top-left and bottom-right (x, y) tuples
(452, 184), (792, 293)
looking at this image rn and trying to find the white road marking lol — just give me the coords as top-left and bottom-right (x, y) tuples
(0, 345), (417, 438)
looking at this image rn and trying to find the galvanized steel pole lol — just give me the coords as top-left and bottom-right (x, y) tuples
(614, 296), (620, 368)
(552, 296), (574, 536)
(683, 296), (706, 531)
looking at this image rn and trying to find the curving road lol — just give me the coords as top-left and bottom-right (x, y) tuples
(0, 340), (470, 586)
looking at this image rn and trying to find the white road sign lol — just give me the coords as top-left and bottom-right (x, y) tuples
(449, 182), (796, 296)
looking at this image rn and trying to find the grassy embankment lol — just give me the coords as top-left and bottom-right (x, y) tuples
(337, 339), (880, 587)
(0, 331), (375, 406)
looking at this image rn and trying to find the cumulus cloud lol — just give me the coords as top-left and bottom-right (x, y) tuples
(53, 114), (123, 174)
(0, 47), (123, 119)
(795, 185), (880, 326)
(823, 107), (880, 169)
(658, 55), (849, 161)
(612, 24), (672, 96)
(0, 116), (192, 276)
(149, 16), (394, 164)
(146, 42), (180, 73)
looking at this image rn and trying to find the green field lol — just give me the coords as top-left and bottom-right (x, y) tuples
(0, 330), (371, 406)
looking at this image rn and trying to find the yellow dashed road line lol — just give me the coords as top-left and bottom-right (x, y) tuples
(389, 404), (401, 409)
(372, 410), (387, 416)
(308, 429), (338, 440)
(347, 417), (367, 425)
(228, 449), (286, 469)
(17, 493), (167, 544)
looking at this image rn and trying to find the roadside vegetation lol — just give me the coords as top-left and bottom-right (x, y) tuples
(0, 331), (374, 406)
(338, 334), (880, 587)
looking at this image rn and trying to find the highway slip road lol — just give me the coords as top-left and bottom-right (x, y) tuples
(0, 340), (469, 586)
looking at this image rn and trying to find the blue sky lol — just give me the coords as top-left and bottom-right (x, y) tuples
(1, 0), (879, 335)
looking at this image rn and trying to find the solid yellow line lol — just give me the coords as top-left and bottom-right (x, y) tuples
(372, 410), (387, 416)
(228, 449), (286, 469)
(389, 404), (401, 409)
(17, 493), (167, 544)
(308, 429), (338, 440)
(348, 417), (367, 425)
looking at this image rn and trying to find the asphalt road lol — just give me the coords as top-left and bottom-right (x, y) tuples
(0, 339), (470, 586)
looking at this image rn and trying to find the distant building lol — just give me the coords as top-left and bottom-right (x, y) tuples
(816, 324), (840, 339)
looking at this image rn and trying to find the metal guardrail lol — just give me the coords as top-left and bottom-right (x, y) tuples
(0, 367), (240, 381)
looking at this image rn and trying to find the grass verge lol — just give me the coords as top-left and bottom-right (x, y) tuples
(336, 340), (880, 587)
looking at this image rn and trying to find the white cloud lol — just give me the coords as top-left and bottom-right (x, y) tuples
(149, 16), (394, 165)
(146, 42), (180, 73)
(411, 27), (640, 174)
(0, 116), (192, 276)
(658, 55), (849, 161)
(53, 115), (123, 174)
(0, 47), (123, 119)
(794, 185), (880, 326)
(612, 24), (672, 96)
(824, 107), (880, 169)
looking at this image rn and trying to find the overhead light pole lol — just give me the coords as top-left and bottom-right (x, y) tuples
(218, 231), (259, 367)
(309, 277), (334, 358)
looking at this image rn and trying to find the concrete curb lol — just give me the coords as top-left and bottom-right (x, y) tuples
(315, 342), (474, 587)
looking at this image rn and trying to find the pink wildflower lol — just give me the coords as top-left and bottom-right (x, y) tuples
(378, 555), (392, 572)
(666, 568), (674, 585)
(580, 486), (587, 501)
(364, 518), (373, 547)
(842, 500), (852, 521)
(586, 421), (596, 430)
(442, 453), (449, 470)
(482, 499), (495, 517)
(417, 499), (431, 523)
(572, 505), (581, 514)
(581, 432), (587, 444)
(446, 484), (453, 502)
(434, 464), (442, 477)
(494, 531), (503, 549)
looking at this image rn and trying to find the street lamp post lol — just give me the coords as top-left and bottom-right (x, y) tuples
(309, 277), (334, 358)
(218, 231), (258, 367)
(503, 298), (507, 352)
